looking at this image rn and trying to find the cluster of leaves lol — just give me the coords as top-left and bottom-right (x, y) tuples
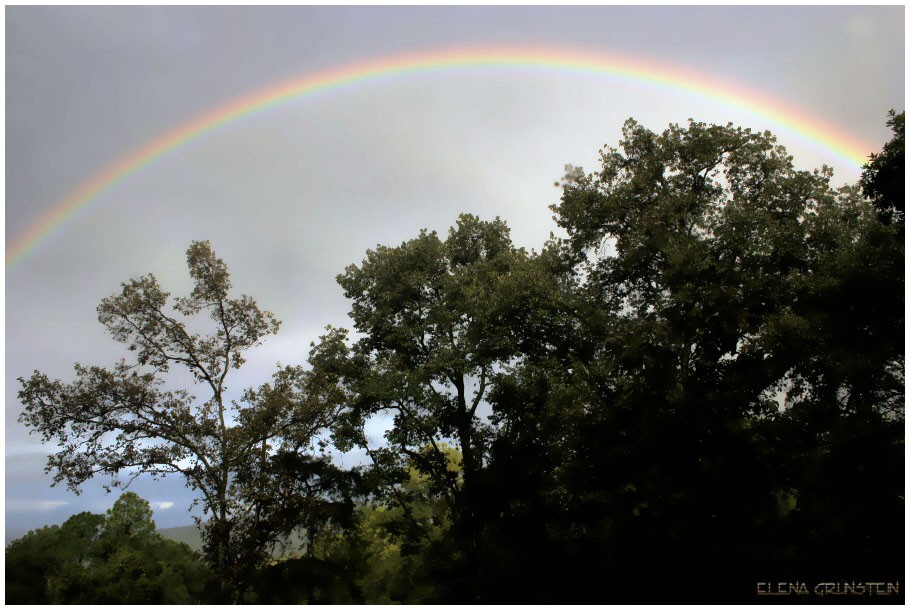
(17, 113), (903, 603)
(241, 450), (461, 604)
(5, 492), (213, 604)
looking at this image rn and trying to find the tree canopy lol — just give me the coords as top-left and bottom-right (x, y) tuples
(16, 115), (903, 604)
(6, 492), (211, 604)
(523, 118), (905, 601)
(861, 110), (905, 223)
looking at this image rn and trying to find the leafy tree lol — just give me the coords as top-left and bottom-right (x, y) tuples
(49, 492), (213, 604)
(6, 493), (211, 604)
(861, 110), (904, 223)
(6, 526), (57, 604)
(231, 361), (362, 567)
(311, 214), (573, 599)
(5, 512), (103, 604)
(17, 242), (343, 598)
(99, 488), (158, 544)
(306, 446), (462, 604)
(483, 118), (904, 601)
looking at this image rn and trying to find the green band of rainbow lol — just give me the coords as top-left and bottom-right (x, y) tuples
(6, 46), (874, 270)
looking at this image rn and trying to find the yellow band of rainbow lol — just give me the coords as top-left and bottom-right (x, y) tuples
(6, 46), (874, 270)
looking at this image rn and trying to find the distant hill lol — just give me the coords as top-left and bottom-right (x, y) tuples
(10, 522), (307, 558)
(6, 524), (204, 549)
(158, 524), (203, 551)
(157, 524), (308, 557)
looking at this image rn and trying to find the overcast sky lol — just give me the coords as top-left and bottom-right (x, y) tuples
(5, 5), (904, 539)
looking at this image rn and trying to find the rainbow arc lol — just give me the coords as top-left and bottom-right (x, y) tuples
(6, 46), (874, 269)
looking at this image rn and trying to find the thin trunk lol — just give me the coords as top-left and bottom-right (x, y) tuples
(452, 373), (481, 600)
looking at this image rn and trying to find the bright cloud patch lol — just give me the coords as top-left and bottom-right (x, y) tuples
(36, 500), (68, 511)
(5, 500), (70, 512)
(154, 501), (175, 510)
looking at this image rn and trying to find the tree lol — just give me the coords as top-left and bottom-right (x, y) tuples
(99, 489), (158, 544)
(483, 118), (904, 601)
(861, 110), (904, 223)
(51, 492), (213, 604)
(313, 214), (573, 600)
(6, 493), (211, 604)
(307, 445), (463, 604)
(17, 241), (342, 598)
(5, 512), (103, 604)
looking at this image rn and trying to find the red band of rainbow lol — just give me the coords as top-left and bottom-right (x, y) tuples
(6, 46), (874, 270)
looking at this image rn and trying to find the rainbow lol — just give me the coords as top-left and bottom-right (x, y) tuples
(6, 46), (874, 269)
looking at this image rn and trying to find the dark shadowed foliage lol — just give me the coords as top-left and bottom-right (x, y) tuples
(5, 493), (213, 604)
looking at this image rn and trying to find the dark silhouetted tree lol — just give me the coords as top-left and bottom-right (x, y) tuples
(861, 110), (904, 223)
(482, 118), (904, 601)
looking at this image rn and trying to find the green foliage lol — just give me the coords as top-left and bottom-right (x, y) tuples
(307, 214), (586, 600)
(100, 489), (158, 544)
(303, 448), (461, 604)
(861, 110), (904, 223)
(5, 513), (103, 604)
(6, 493), (212, 604)
(242, 446), (462, 604)
(246, 116), (906, 600)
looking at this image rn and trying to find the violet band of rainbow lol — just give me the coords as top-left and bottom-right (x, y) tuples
(6, 46), (874, 270)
